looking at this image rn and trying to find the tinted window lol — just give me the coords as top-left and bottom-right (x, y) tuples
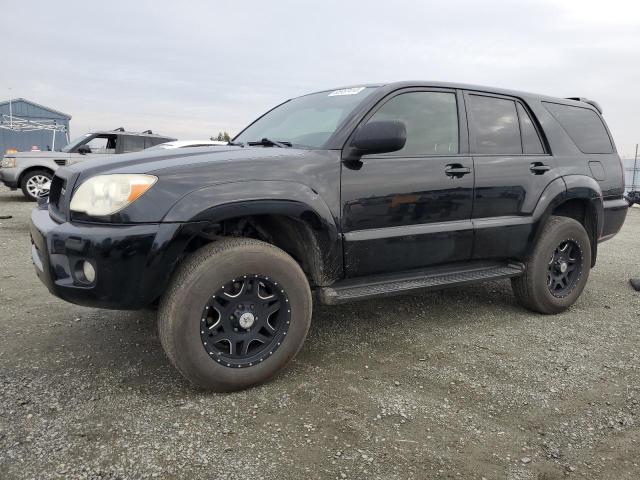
(367, 91), (458, 155)
(121, 136), (146, 153)
(517, 103), (545, 154)
(468, 95), (521, 154)
(543, 102), (613, 154)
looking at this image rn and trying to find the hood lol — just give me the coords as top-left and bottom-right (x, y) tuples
(65, 145), (311, 179)
(54, 144), (341, 224)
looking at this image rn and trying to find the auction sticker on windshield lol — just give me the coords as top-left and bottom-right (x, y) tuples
(328, 87), (366, 96)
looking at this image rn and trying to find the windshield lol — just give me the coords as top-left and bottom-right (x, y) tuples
(61, 134), (92, 153)
(234, 87), (377, 148)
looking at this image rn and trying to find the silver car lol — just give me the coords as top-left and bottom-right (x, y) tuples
(0, 129), (175, 200)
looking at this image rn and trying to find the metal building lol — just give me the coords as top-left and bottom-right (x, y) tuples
(0, 98), (71, 154)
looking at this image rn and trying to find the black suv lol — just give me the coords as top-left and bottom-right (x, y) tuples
(29, 82), (628, 391)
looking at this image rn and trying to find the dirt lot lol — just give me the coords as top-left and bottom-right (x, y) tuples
(0, 185), (638, 480)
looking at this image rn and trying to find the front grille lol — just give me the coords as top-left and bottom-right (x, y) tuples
(54, 159), (67, 166)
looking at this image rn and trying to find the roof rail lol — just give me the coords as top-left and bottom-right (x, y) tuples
(113, 127), (125, 132)
(141, 129), (153, 134)
(565, 97), (603, 114)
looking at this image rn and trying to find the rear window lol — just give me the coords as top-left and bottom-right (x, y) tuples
(543, 102), (613, 154)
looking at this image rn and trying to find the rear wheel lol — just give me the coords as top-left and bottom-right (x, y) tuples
(512, 216), (591, 314)
(158, 238), (312, 391)
(21, 170), (52, 201)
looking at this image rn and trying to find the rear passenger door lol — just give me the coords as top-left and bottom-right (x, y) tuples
(464, 92), (559, 259)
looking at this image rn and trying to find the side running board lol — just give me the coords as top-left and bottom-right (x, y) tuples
(316, 262), (525, 305)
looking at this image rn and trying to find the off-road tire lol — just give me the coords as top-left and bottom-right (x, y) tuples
(158, 237), (312, 391)
(21, 170), (53, 201)
(511, 216), (591, 314)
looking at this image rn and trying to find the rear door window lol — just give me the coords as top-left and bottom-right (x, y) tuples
(543, 102), (613, 154)
(121, 136), (147, 153)
(517, 103), (545, 154)
(467, 95), (521, 155)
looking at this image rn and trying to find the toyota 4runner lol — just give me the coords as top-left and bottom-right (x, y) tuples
(29, 82), (628, 391)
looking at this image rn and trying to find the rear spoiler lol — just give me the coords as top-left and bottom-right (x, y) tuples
(565, 97), (603, 114)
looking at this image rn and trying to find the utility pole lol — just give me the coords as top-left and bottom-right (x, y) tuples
(633, 143), (638, 191)
(8, 87), (12, 129)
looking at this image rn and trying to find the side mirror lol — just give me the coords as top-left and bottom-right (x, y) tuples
(77, 145), (92, 155)
(350, 120), (406, 157)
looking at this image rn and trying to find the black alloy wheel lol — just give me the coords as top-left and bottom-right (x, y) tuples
(547, 239), (583, 298)
(158, 237), (312, 391)
(200, 275), (291, 368)
(511, 216), (591, 314)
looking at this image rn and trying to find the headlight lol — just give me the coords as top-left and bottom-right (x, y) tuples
(70, 174), (157, 216)
(1, 157), (16, 168)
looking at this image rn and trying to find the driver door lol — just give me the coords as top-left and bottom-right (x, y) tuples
(340, 88), (474, 277)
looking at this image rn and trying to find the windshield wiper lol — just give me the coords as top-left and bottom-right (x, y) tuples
(247, 138), (292, 148)
(227, 140), (244, 147)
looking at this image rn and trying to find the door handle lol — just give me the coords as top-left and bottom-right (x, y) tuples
(530, 162), (551, 174)
(445, 164), (471, 178)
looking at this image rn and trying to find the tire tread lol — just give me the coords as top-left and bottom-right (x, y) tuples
(511, 216), (591, 314)
(157, 237), (311, 390)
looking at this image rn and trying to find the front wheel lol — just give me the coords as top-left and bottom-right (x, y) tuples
(21, 170), (52, 201)
(158, 238), (312, 391)
(512, 216), (591, 314)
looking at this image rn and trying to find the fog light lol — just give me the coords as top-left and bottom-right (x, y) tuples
(82, 261), (96, 283)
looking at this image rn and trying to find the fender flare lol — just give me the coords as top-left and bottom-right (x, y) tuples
(528, 175), (603, 265)
(561, 175), (604, 238)
(163, 180), (342, 285)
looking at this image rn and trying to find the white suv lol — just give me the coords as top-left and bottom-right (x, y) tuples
(0, 128), (175, 200)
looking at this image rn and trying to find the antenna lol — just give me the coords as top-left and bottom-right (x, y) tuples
(8, 88), (12, 129)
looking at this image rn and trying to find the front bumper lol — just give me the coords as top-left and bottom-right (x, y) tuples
(0, 167), (19, 188)
(29, 205), (200, 309)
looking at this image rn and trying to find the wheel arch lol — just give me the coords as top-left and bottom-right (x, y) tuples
(164, 181), (342, 287)
(530, 175), (603, 266)
(18, 165), (54, 187)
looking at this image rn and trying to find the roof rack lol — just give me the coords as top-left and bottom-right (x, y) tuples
(113, 127), (125, 132)
(565, 97), (603, 114)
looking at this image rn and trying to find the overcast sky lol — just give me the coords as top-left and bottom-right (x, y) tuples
(2, 0), (639, 157)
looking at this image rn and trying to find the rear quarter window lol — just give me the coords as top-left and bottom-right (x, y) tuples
(543, 102), (613, 154)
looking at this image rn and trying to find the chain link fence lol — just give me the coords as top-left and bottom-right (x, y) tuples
(624, 146), (639, 193)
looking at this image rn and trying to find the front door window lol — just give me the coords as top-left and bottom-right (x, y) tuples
(365, 91), (459, 156)
(84, 135), (117, 154)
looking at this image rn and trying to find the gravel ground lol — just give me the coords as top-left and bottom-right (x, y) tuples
(0, 184), (639, 480)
